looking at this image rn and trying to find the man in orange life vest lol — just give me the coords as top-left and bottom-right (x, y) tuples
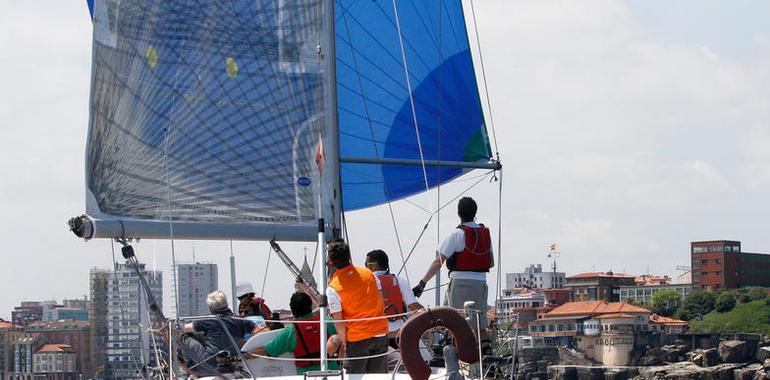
(364, 249), (424, 347)
(326, 239), (389, 374)
(413, 197), (494, 341)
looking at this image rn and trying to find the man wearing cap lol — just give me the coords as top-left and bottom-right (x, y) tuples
(235, 281), (272, 319)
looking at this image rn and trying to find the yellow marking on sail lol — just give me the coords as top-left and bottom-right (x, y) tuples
(146, 46), (158, 68)
(226, 57), (238, 79)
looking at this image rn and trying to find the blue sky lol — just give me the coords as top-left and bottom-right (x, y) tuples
(1, 1), (769, 318)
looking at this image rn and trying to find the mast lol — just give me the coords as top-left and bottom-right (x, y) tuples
(318, 0), (341, 371)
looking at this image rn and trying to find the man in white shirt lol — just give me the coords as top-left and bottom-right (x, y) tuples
(413, 197), (493, 343)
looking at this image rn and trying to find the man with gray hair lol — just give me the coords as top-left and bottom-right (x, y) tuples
(184, 290), (261, 358)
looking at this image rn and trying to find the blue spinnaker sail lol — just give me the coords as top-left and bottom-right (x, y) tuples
(336, 1), (492, 211)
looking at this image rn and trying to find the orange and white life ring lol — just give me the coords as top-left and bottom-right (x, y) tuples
(398, 307), (479, 380)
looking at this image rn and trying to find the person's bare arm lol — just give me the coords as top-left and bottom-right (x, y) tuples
(408, 302), (424, 312)
(248, 347), (268, 356)
(421, 252), (446, 284)
(330, 312), (346, 358)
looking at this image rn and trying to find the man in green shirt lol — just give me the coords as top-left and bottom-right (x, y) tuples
(250, 292), (340, 375)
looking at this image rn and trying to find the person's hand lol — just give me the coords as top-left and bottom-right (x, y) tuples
(412, 280), (427, 297)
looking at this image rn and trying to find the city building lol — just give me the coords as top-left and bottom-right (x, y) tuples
(691, 240), (770, 290)
(9, 333), (44, 380)
(529, 301), (687, 366)
(175, 262), (218, 317)
(566, 272), (637, 302)
(634, 275), (671, 286)
(33, 344), (77, 380)
(496, 289), (548, 330)
(506, 264), (566, 289)
(11, 302), (45, 327)
(618, 283), (693, 305)
(88, 268), (109, 379)
(104, 262), (163, 379)
(1, 319), (23, 379)
(675, 270), (692, 285)
(25, 320), (90, 377)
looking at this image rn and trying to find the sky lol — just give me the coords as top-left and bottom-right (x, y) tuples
(1, 0), (769, 320)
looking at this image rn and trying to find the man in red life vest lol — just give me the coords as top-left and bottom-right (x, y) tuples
(248, 292), (340, 375)
(413, 197), (493, 345)
(364, 249), (424, 348)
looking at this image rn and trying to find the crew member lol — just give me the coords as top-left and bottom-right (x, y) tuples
(364, 249), (424, 346)
(236, 282), (272, 319)
(326, 239), (389, 374)
(249, 292), (341, 375)
(413, 197), (493, 346)
(183, 290), (261, 359)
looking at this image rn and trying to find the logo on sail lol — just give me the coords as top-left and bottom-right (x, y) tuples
(297, 177), (311, 187)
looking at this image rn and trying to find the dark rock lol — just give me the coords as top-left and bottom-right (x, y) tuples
(757, 347), (770, 363)
(524, 371), (547, 380)
(704, 348), (720, 367)
(721, 340), (751, 363)
(734, 363), (763, 380)
(577, 366), (605, 380)
(639, 348), (666, 366)
(691, 354), (705, 367)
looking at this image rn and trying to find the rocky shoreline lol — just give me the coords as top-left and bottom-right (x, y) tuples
(515, 337), (770, 379)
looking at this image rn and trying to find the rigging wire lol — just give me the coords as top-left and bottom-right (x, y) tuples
(260, 243), (272, 299)
(469, 0), (500, 156)
(164, 120), (180, 323)
(495, 169), (504, 315)
(391, 0), (435, 213)
(338, 3), (409, 281)
(396, 170), (495, 276)
(110, 241), (149, 380)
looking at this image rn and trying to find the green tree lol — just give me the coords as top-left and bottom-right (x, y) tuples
(748, 287), (768, 302)
(651, 289), (681, 317)
(715, 292), (737, 313)
(677, 291), (717, 321)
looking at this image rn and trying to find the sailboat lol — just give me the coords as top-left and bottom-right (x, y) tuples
(70, 0), (502, 378)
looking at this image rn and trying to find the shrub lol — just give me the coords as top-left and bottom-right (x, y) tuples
(651, 289), (681, 317)
(738, 292), (752, 303)
(715, 292), (737, 313)
(678, 291), (717, 320)
(748, 287), (768, 302)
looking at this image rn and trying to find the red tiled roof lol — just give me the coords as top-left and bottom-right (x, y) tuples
(595, 313), (635, 319)
(542, 301), (650, 318)
(0, 320), (21, 329)
(37, 344), (73, 353)
(649, 314), (688, 326)
(567, 272), (635, 279)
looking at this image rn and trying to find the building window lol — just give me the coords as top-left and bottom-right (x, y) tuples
(701, 259), (708, 265)
(715, 259), (721, 264)
(701, 272), (708, 276)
